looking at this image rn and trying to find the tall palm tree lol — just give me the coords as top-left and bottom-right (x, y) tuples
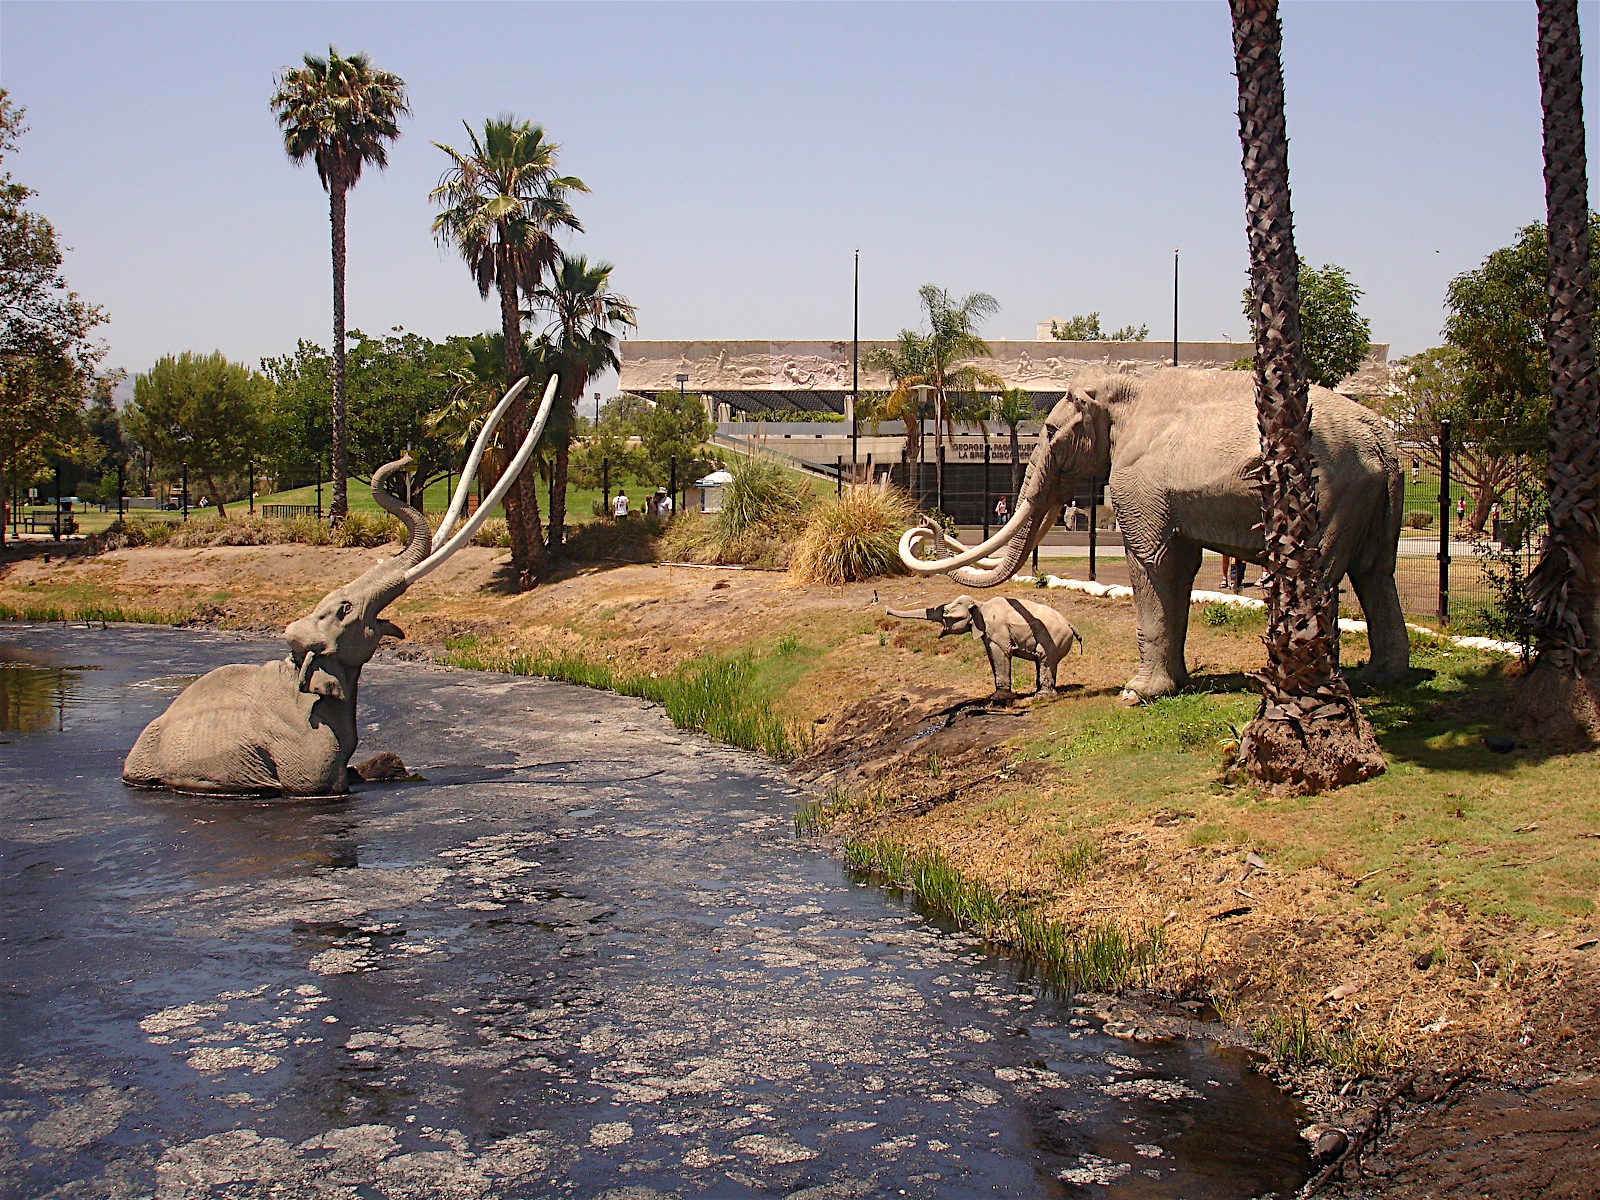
(991, 388), (1036, 503)
(1230, 0), (1384, 790)
(270, 48), (408, 523)
(529, 253), (637, 554)
(431, 117), (586, 587)
(1524, 0), (1600, 737)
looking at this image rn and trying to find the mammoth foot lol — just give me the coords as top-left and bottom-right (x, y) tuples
(989, 689), (1017, 707)
(1120, 672), (1183, 706)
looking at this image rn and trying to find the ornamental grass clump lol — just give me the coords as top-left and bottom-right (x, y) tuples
(659, 455), (813, 567)
(789, 482), (917, 585)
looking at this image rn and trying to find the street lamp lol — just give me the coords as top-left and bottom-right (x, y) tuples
(1172, 248), (1180, 368)
(851, 248), (860, 468)
(675, 372), (689, 403)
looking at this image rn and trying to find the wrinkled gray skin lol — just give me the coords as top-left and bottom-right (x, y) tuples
(887, 595), (1084, 701)
(902, 371), (1407, 702)
(122, 461), (430, 796)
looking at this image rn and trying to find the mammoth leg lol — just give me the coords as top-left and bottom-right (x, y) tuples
(1347, 563), (1409, 686)
(986, 640), (1015, 702)
(1123, 541), (1201, 702)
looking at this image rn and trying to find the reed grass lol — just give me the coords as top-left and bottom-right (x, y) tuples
(842, 834), (1166, 992)
(0, 601), (194, 625)
(438, 635), (813, 761)
(1257, 1004), (1393, 1074)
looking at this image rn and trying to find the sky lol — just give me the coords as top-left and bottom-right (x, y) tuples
(3, 0), (1595, 393)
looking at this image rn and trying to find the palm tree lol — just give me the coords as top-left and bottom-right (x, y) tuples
(528, 253), (637, 554)
(431, 117), (586, 587)
(865, 331), (930, 465)
(1523, 0), (1600, 737)
(1230, 0), (1384, 790)
(270, 48), (408, 523)
(991, 388), (1036, 503)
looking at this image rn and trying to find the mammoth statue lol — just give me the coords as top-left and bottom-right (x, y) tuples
(899, 371), (1407, 703)
(886, 595), (1083, 702)
(122, 376), (558, 797)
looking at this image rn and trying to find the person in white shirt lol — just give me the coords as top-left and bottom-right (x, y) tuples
(612, 490), (629, 519)
(656, 487), (674, 516)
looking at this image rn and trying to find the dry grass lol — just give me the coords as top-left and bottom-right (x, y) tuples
(789, 483), (917, 586)
(659, 457), (814, 568)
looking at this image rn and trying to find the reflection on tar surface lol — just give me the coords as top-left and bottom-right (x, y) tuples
(0, 624), (1308, 1199)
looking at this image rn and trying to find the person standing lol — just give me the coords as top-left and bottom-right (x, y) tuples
(1456, 496), (1466, 523)
(612, 489), (629, 519)
(656, 486), (674, 517)
(994, 495), (1008, 525)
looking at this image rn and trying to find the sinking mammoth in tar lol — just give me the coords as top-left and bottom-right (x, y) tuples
(886, 595), (1082, 702)
(900, 370), (1408, 702)
(122, 376), (559, 797)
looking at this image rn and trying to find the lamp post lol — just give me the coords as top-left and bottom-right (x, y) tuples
(1172, 248), (1180, 368)
(851, 248), (859, 469)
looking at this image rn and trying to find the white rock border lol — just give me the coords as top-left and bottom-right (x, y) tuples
(1038, 576), (1523, 658)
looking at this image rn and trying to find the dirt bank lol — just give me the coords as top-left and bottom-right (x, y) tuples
(4, 540), (1597, 1197)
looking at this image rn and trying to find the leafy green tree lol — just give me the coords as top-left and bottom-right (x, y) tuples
(0, 89), (107, 545)
(528, 253), (636, 550)
(431, 116), (587, 587)
(126, 353), (271, 515)
(636, 391), (712, 488)
(1384, 346), (1544, 533)
(569, 394), (646, 492)
(271, 48), (409, 522)
(343, 328), (461, 508)
(1048, 313), (1149, 341)
(1240, 263), (1371, 387)
(260, 340), (331, 490)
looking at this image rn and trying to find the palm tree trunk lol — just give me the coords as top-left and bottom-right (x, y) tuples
(1523, 0), (1600, 738)
(1231, 0), (1384, 791)
(498, 278), (546, 587)
(329, 183), (349, 523)
(549, 445), (569, 555)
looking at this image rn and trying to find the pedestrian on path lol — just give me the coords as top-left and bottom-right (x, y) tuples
(612, 490), (629, 519)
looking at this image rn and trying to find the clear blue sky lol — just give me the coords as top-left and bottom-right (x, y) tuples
(3, 1), (1595, 390)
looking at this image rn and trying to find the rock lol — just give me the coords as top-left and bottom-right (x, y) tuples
(1312, 1129), (1349, 1163)
(1323, 982), (1361, 1002)
(1483, 734), (1516, 754)
(349, 752), (408, 783)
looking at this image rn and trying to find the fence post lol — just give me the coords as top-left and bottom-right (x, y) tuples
(602, 459), (610, 518)
(182, 463), (189, 522)
(836, 456), (842, 497)
(936, 444), (945, 518)
(669, 455), (677, 516)
(982, 443), (992, 540)
(117, 462), (125, 524)
(1438, 418), (1451, 625)
(1088, 477), (1099, 582)
(248, 462), (254, 515)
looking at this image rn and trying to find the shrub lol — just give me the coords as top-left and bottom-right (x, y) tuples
(92, 511), (407, 553)
(789, 483), (916, 585)
(471, 518), (510, 548)
(565, 514), (665, 563)
(658, 456), (813, 568)
(1404, 510), (1435, 529)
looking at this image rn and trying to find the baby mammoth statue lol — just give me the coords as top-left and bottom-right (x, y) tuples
(886, 595), (1083, 702)
(122, 376), (557, 797)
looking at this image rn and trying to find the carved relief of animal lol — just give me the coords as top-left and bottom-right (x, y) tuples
(899, 371), (1406, 702)
(121, 376), (557, 797)
(886, 595), (1083, 701)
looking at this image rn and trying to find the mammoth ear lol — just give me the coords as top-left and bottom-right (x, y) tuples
(376, 619), (405, 642)
(307, 666), (347, 701)
(1080, 385), (1098, 401)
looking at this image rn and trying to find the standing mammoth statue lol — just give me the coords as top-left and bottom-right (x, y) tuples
(122, 375), (559, 797)
(899, 371), (1407, 703)
(886, 595), (1083, 702)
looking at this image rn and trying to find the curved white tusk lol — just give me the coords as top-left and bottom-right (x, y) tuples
(405, 375), (559, 583)
(898, 498), (1036, 574)
(434, 377), (529, 548)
